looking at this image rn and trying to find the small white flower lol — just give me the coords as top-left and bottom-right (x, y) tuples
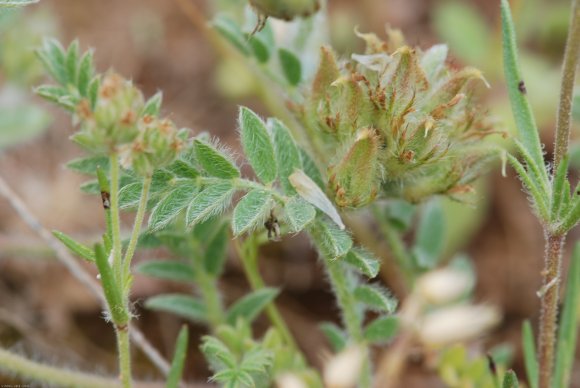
(323, 345), (365, 388)
(276, 373), (307, 388)
(418, 304), (500, 346)
(416, 269), (472, 305)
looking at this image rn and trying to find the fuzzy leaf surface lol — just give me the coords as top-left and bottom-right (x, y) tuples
(232, 189), (272, 236)
(239, 107), (277, 184)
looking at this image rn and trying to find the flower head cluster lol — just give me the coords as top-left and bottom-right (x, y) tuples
(74, 72), (186, 176)
(295, 28), (501, 207)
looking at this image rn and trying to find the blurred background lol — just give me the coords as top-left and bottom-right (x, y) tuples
(0, 0), (578, 386)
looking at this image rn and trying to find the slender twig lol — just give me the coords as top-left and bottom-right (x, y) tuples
(0, 347), (122, 388)
(538, 2), (580, 387)
(552, 0), (580, 169)
(234, 237), (299, 352)
(109, 154), (123, 286)
(122, 175), (152, 282)
(0, 174), (171, 376)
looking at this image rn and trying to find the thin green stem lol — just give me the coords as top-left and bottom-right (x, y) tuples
(195, 267), (226, 329)
(373, 206), (415, 287)
(321, 251), (371, 388)
(115, 326), (132, 388)
(122, 175), (152, 283)
(235, 237), (300, 353)
(553, 0), (580, 169)
(109, 153), (123, 285)
(0, 347), (121, 388)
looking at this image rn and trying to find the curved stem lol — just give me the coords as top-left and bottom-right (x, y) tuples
(0, 347), (121, 388)
(109, 154), (123, 285)
(538, 233), (565, 388)
(553, 0), (580, 169)
(122, 175), (152, 283)
(115, 326), (132, 388)
(235, 237), (300, 353)
(307, 226), (371, 387)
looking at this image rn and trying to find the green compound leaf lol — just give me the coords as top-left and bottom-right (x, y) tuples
(225, 288), (279, 325)
(66, 155), (109, 176)
(284, 196), (316, 233)
(148, 183), (198, 232)
(278, 48), (302, 86)
(353, 284), (397, 313)
(194, 139), (240, 179)
(186, 182), (235, 228)
(166, 325), (189, 388)
(76, 49), (94, 97)
(269, 118), (302, 194)
(65, 40), (79, 87)
(309, 219), (352, 259)
(204, 222), (230, 276)
(232, 189), (272, 236)
(501, 0), (547, 183)
(145, 294), (207, 324)
(201, 335), (237, 370)
(363, 315), (399, 344)
(239, 107), (277, 184)
(412, 199), (446, 269)
(344, 248), (380, 278)
(52, 230), (95, 262)
(502, 370), (519, 388)
(248, 33), (270, 63)
(319, 322), (347, 352)
(36, 38), (68, 86)
(212, 15), (250, 56)
(554, 243), (580, 388)
(135, 260), (195, 283)
(522, 320), (538, 388)
(118, 182), (143, 209)
(165, 159), (200, 179)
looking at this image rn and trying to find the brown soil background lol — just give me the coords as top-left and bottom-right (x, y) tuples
(0, 0), (579, 386)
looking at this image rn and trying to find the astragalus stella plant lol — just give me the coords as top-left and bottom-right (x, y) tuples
(0, 0), (577, 387)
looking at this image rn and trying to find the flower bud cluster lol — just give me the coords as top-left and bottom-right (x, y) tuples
(73, 71), (186, 176)
(295, 28), (501, 207)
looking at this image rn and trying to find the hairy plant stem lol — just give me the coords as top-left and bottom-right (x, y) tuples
(553, 0), (580, 169)
(109, 153), (123, 286)
(321, 253), (371, 388)
(195, 266), (225, 328)
(115, 326), (132, 388)
(0, 347), (121, 388)
(122, 174), (152, 285)
(235, 237), (299, 353)
(373, 206), (415, 288)
(537, 2), (580, 387)
(538, 234), (565, 388)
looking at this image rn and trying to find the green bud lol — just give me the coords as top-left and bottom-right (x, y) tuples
(75, 72), (144, 152)
(249, 0), (320, 21)
(296, 28), (500, 204)
(120, 116), (186, 176)
(328, 128), (381, 208)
